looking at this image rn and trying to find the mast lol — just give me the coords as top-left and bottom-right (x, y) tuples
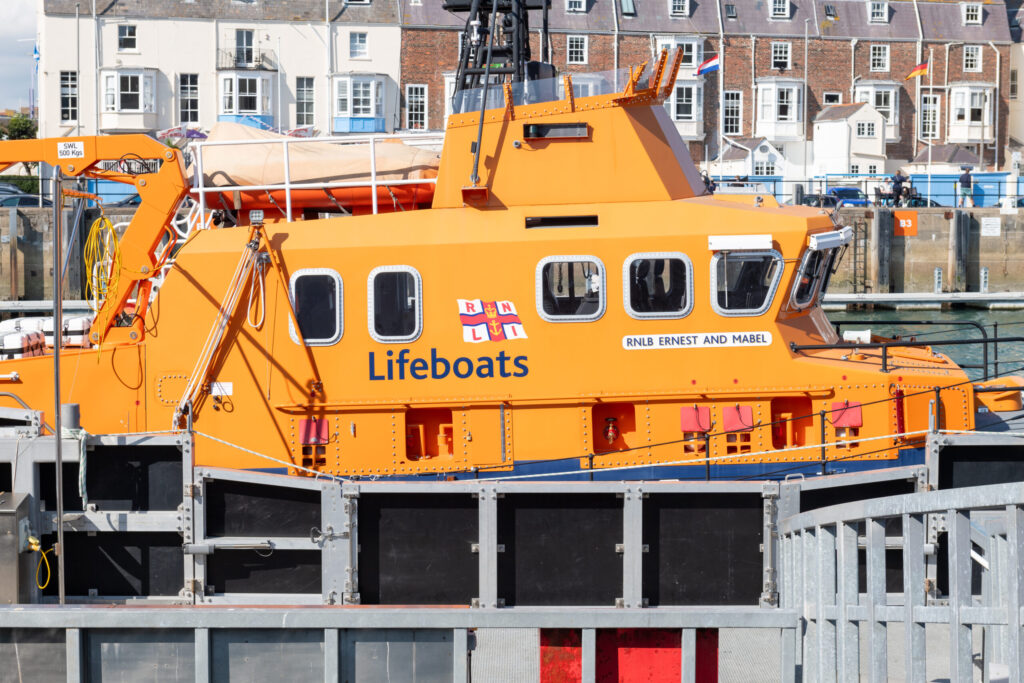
(445, 0), (553, 100)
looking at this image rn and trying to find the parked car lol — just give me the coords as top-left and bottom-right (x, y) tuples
(901, 196), (943, 208)
(798, 194), (841, 209)
(0, 194), (52, 207)
(0, 183), (25, 195)
(112, 193), (142, 207)
(826, 186), (871, 207)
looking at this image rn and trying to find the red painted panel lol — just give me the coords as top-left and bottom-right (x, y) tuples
(540, 629), (581, 683)
(680, 406), (712, 433)
(596, 629), (682, 682)
(831, 401), (863, 428)
(541, 628), (718, 682)
(722, 405), (754, 432)
(299, 417), (329, 445)
(695, 628), (719, 682)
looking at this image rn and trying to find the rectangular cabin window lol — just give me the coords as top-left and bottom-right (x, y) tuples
(289, 270), (343, 346)
(625, 253), (692, 319)
(369, 266), (423, 342)
(711, 251), (782, 316)
(537, 256), (605, 322)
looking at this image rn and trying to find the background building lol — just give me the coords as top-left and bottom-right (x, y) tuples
(37, 0), (1018, 180)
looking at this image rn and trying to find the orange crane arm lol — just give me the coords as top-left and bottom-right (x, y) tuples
(0, 135), (189, 346)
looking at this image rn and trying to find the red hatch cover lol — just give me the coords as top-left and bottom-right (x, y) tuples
(680, 406), (712, 432)
(299, 417), (329, 445)
(831, 401), (863, 428)
(722, 405), (754, 432)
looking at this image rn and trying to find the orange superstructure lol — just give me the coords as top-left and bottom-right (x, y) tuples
(0, 50), (1004, 480)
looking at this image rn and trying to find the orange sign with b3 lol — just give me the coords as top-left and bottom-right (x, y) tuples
(894, 210), (918, 236)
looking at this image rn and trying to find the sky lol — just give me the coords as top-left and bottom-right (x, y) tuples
(0, 1), (37, 112)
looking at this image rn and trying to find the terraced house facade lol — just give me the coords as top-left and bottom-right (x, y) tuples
(38, 0), (1015, 174)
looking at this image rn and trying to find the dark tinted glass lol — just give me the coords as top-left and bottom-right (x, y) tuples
(716, 254), (779, 311)
(628, 258), (688, 314)
(540, 260), (601, 317)
(373, 271), (417, 337)
(294, 274), (338, 342)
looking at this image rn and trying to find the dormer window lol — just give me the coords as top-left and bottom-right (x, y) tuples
(725, 4), (738, 18)
(962, 2), (982, 24)
(567, 0), (585, 13)
(868, 0), (888, 23)
(771, 0), (789, 19)
(667, 0), (692, 15)
(824, 4), (838, 19)
(670, 0), (689, 16)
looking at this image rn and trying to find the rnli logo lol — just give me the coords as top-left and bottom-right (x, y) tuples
(458, 299), (528, 343)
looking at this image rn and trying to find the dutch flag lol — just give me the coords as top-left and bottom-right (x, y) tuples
(696, 55), (720, 75)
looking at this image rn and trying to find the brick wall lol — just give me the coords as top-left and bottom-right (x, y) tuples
(400, 28), (461, 132)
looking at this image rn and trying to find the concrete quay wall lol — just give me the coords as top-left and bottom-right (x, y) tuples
(832, 207), (1024, 295)
(0, 207), (136, 304)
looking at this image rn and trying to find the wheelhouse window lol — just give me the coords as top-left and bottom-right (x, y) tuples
(624, 253), (692, 319)
(289, 269), (343, 346)
(536, 256), (605, 322)
(369, 266), (422, 342)
(790, 247), (839, 309)
(710, 251), (783, 316)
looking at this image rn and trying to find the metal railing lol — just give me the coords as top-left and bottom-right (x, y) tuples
(780, 481), (1024, 682)
(215, 48), (278, 71)
(191, 132), (443, 221)
(710, 175), (1023, 209)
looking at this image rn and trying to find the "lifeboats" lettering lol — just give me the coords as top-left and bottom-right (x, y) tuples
(369, 348), (528, 381)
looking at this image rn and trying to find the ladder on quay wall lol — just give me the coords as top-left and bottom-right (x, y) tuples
(850, 217), (869, 294)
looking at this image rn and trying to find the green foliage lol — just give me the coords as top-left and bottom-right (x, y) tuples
(0, 175), (38, 193)
(3, 114), (37, 141)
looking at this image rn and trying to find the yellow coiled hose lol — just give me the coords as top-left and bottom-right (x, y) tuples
(83, 215), (121, 313)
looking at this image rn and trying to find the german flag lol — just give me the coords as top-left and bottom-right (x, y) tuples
(905, 62), (929, 80)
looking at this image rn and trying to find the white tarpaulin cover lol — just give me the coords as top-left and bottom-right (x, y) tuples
(196, 123), (440, 188)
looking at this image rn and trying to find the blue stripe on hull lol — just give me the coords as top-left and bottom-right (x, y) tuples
(242, 450), (925, 482)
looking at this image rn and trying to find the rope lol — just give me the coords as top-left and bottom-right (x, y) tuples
(246, 256), (266, 329)
(63, 427), (89, 509)
(484, 429), (934, 482)
(191, 430), (344, 481)
(173, 232), (261, 428)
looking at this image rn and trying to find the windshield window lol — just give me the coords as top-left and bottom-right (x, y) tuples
(711, 251), (783, 316)
(832, 188), (867, 199)
(792, 248), (838, 308)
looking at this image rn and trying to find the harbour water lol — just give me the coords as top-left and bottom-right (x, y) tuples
(838, 308), (1024, 380)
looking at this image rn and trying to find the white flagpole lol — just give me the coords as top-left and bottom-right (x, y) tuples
(927, 48), (933, 203)
(718, 52), (724, 181)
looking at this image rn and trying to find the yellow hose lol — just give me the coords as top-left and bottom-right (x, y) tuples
(84, 214), (121, 313)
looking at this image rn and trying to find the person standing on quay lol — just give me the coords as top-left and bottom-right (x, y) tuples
(958, 168), (974, 208)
